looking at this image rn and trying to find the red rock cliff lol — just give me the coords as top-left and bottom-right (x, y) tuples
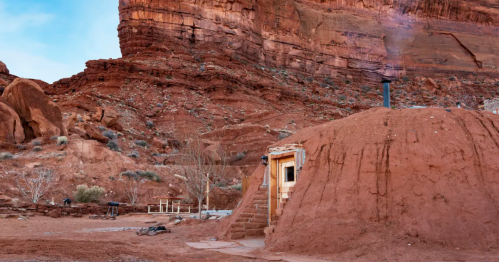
(118, 0), (499, 79)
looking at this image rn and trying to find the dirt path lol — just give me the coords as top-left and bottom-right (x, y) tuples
(0, 215), (263, 262)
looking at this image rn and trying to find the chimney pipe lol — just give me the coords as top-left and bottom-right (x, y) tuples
(381, 79), (392, 108)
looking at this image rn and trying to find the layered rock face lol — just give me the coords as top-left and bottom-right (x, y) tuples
(118, 0), (499, 79)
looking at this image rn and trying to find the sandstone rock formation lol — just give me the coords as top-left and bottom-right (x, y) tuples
(2, 79), (63, 141)
(101, 106), (120, 128)
(0, 98), (25, 144)
(84, 123), (109, 143)
(118, 0), (499, 79)
(222, 107), (499, 253)
(0, 61), (8, 74)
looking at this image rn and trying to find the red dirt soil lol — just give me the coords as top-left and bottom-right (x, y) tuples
(222, 107), (499, 256)
(0, 215), (258, 262)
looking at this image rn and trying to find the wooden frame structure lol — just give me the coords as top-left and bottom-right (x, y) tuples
(148, 196), (185, 214)
(266, 145), (306, 223)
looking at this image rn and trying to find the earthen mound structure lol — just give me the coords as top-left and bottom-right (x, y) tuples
(222, 107), (499, 253)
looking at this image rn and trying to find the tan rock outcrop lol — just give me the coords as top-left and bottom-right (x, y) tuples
(0, 98), (24, 144)
(2, 79), (63, 140)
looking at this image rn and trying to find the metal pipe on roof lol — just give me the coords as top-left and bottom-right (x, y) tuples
(381, 79), (392, 108)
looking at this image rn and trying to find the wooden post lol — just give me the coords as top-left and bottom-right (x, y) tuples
(206, 173), (210, 211)
(160, 199), (163, 213)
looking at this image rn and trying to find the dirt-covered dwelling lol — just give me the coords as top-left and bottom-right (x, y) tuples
(218, 107), (499, 254)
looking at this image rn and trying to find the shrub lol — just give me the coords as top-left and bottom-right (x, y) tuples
(231, 184), (242, 191)
(57, 136), (68, 146)
(146, 121), (154, 129)
(233, 151), (246, 161)
(107, 140), (120, 151)
(73, 185), (105, 203)
(33, 146), (43, 152)
(50, 135), (59, 140)
(120, 170), (161, 182)
(98, 126), (106, 131)
(135, 140), (148, 147)
(137, 170), (161, 182)
(128, 151), (140, 158)
(103, 131), (116, 140)
(0, 152), (13, 160)
(278, 132), (290, 140)
(32, 140), (42, 146)
(121, 170), (139, 181)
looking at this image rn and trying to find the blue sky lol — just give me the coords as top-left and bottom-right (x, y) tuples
(0, 0), (121, 83)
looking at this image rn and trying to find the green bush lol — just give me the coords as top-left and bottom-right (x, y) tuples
(137, 170), (161, 182)
(135, 140), (148, 147)
(107, 140), (120, 151)
(120, 170), (161, 182)
(73, 185), (105, 203)
(231, 184), (242, 191)
(0, 152), (13, 160)
(57, 136), (68, 146)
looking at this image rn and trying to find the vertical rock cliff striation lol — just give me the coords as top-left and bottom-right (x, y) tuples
(118, 0), (499, 79)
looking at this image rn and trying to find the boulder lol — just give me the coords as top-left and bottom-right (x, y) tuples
(26, 162), (42, 169)
(84, 123), (109, 143)
(203, 141), (222, 162)
(424, 78), (439, 92)
(152, 137), (166, 149)
(0, 78), (7, 87)
(101, 106), (119, 127)
(0, 61), (8, 74)
(0, 98), (25, 144)
(92, 107), (103, 121)
(0, 192), (12, 206)
(63, 113), (78, 135)
(47, 209), (61, 218)
(2, 79), (63, 140)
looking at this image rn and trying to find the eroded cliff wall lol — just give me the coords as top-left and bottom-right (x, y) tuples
(118, 0), (499, 79)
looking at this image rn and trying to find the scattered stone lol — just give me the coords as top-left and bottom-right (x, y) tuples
(84, 123), (109, 143)
(26, 162), (42, 168)
(136, 226), (170, 236)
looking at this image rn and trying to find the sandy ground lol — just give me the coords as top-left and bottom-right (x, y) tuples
(2, 214), (499, 262)
(0, 215), (260, 262)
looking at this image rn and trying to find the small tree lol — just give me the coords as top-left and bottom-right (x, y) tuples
(179, 136), (228, 219)
(123, 178), (144, 206)
(15, 168), (54, 203)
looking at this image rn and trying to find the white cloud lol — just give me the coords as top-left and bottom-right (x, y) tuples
(0, 1), (120, 83)
(0, 48), (81, 83)
(0, 2), (54, 33)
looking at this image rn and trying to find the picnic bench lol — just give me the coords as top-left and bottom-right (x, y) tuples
(171, 203), (195, 214)
(147, 196), (184, 214)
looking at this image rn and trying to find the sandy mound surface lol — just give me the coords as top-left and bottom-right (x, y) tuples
(237, 107), (499, 253)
